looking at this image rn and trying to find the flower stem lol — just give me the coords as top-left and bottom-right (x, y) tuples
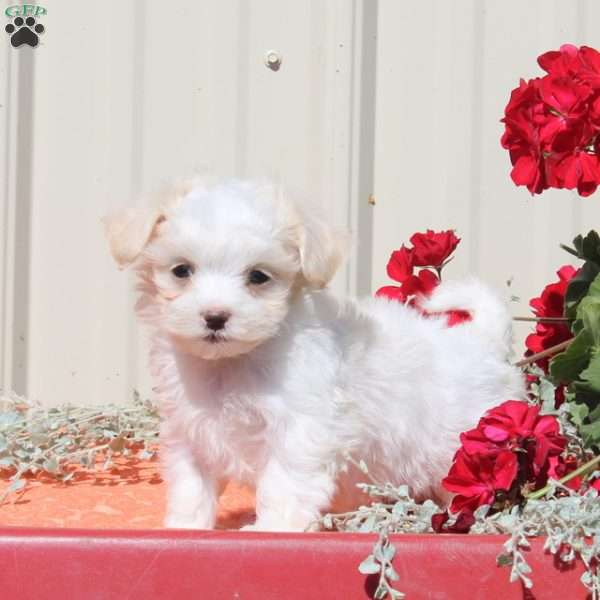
(525, 455), (600, 500)
(513, 316), (571, 323)
(514, 339), (573, 368)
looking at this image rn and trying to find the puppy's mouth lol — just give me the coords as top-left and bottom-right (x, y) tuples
(204, 333), (227, 344)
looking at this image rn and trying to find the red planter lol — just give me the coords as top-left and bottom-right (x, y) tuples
(0, 527), (587, 599)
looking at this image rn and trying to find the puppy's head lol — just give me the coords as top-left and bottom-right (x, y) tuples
(104, 179), (346, 359)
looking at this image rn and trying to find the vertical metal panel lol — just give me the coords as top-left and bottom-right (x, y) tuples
(1, 3), (35, 396)
(0, 3), (14, 392)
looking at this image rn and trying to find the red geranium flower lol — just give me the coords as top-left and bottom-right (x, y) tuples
(439, 399), (568, 533)
(376, 230), (471, 327)
(409, 230), (460, 268)
(502, 45), (600, 196)
(551, 150), (600, 196)
(461, 400), (566, 477)
(525, 265), (578, 370)
(480, 400), (566, 474)
(501, 78), (549, 194)
(445, 310), (472, 327)
(538, 75), (593, 152)
(548, 455), (583, 491)
(538, 44), (600, 89)
(442, 449), (518, 513)
(386, 245), (414, 282)
(375, 286), (407, 302)
(431, 509), (475, 534)
(400, 269), (439, 297)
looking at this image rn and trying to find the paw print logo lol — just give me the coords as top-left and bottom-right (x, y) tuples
(5, 16), (44, 48)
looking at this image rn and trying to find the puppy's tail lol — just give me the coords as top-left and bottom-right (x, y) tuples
(420, 277), (513, 359)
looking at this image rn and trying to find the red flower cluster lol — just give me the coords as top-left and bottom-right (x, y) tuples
(502, 44), (600, 196)
(433, 400), (566, 531)
(376, 230), (470, 326)
(548, 455), (600, 493)
(524, 265), (577, 407)
(525, 265), (577, 364)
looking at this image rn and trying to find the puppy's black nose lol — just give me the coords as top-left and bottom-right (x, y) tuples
(204, 311), (230, 331)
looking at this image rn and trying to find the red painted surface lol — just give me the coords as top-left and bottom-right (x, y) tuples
(0, 528), (587, 600)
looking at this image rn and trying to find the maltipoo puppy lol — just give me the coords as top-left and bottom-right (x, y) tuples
(104, 178), (524, 531)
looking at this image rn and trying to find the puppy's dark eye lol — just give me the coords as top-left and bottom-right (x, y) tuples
(248, 270), (270, 285)
(171, 264), (193, 279)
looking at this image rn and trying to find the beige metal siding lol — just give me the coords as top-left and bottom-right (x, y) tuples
(2, 0), (600, 405)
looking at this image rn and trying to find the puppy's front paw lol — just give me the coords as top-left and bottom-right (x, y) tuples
(240, 517), (306, 532)
(164, 513), (212, 530)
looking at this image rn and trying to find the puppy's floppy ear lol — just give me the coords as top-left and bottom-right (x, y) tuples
(103, 178), (195, 269)
(102, 208), (165, 269)
(296, 209), (349, 289)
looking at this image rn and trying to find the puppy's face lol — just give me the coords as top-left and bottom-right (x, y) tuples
(104, 180), (346, 360)
(141, 195), (300, 359)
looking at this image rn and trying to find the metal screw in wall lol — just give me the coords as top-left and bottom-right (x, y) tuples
(264, 50), (282, 71)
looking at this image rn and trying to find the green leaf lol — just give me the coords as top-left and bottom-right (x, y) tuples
(585, 271), (600, 299)
(322, 514), (333, 529)
(550, 329), (593, 382)
(577, 297), (600, 345)
(580, 420), (600, 446)
(560, 243), (580, 258)
(0, 412), (21, 428)
(568, 402), (589, 427)
(565, 261), (600, 312)
(588, 401), (600, 422)
(358, 555), (381, 575)
(385, 565), (400, 582)
(580, 350), (600, 392)
(581, 230), (600, 264)
(360, 513), (377, 533)
(43, 457), (59, 473)
(538, 377), (558, 414)
(375, 541), (396, 563)
(374, 585), (388, 600)
(8, 478), (26, 492)
(383, 543), (396, 563)
(569, 230), (600, 263)
(497, 554), (513, 567)
(572, 234), (584, 257)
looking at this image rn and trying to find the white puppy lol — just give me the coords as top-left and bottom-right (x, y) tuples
(104, 179), (524, 531)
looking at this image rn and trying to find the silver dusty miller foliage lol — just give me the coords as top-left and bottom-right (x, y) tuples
(0, 389), (160, 503)
(320, 473), (600, 600)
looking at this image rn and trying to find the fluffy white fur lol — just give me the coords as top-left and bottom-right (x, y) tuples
(104, 179), (524, 531)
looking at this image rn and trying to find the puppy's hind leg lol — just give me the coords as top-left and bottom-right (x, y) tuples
(162, 442), (218, 529)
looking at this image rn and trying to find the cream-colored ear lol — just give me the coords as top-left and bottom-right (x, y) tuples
(102, 208), (165, 269)
(102, 179), (192, 269)
(297, 211), (349, 288)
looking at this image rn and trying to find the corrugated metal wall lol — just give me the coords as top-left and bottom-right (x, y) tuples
(2, 0), (600, 406)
